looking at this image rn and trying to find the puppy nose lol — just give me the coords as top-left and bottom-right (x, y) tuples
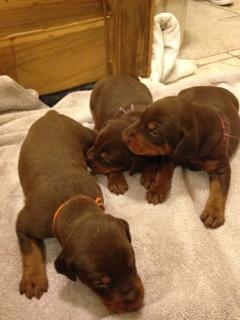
(125, 289), (138, 303)
(124, 287), (144, 311)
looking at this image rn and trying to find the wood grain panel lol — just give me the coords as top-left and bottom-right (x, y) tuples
(0, 1), (64, 9)
(0, 0), (154, 94)
(0, 0), (103, 37)
(103, 0), (154, 78)
(2, 18), (106, 94)
(0, 38), (18, 80)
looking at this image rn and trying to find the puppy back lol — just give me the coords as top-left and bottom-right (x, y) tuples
(179, 86), (239, 111)
(90, 75), (152, 127)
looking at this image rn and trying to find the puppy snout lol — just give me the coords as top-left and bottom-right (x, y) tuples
(124, 286), (144, 311)
(100, 275), (144, 313)
(121, 275), (144, 312)
(122, 128), (136, 142)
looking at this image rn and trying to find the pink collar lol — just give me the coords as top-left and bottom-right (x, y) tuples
(119, 104), (134, 114)
(219, 115), (239, 147)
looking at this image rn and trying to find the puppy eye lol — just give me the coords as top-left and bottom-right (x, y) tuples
(100, 152), (108, 159)
(147, 122), (160, 137)
(149, 128), (159, 137)
(100, 152), (112, 163)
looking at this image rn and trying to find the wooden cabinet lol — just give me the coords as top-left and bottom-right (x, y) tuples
(0, 0), (106, 94)
(0, 0), (154, 95)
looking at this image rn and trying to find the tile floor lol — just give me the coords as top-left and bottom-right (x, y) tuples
(179, 0), (240, 78)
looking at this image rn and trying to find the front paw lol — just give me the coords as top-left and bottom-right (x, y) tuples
(20, 274), (48, 299)
(108, 176), (128, 195)
(146, 185), (170, 205)
(200, 205), (225, 229)
(140, 173), (153, 190)
(108, 180), (128, 194)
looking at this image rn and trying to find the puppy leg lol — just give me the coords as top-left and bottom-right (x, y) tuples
(146, 158), (176, 205)
(200, 163), (230, 228)
(140, 159), (159, 190)
(107, 172), (128, 195)
(16, 209), (48, 299)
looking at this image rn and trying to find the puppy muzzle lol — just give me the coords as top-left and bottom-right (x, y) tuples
(122, 127), (138, 144)
(100, 275), (144, 313)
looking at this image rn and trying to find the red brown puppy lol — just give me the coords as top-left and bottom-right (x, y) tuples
(87, 75), (154, 195)
(16, 110), (144, 313)
(123, 86), (240, 228)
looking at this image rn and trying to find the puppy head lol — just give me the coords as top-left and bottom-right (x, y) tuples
(122, 97), (198, 160)
(55, 215), (144, 313)
(87, 120), (133, 174)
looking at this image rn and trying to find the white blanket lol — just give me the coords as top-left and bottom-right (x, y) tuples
(150, 12), (196, 84)
(1, 73), (240, 320)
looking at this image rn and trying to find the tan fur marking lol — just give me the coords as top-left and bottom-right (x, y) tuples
(201, 179), (226, 228)
(127, 132), (172, 156)
(20, 239), (48, 299)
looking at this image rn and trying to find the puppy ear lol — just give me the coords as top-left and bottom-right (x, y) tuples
(117, 218), (132, 243)
(55, 251), (77, 281)
(174, 126), (198, 160)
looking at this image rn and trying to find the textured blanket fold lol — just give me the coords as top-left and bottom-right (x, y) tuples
(1, 73), (240, 320)
(150, 12), (196, 84)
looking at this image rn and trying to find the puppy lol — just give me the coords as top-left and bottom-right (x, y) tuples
(16, 110), (144, 313)
(123, 86), (240, 228)
(87, 75), (157, 196)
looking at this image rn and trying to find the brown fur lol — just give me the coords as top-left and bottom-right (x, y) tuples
(16, 110), (144, 313)
(87, 75), (154, 195)
(123, 86), (240, 228)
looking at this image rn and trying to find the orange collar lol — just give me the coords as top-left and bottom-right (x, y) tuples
(52, 196), (105, 238)
(95, 196), (105, 211)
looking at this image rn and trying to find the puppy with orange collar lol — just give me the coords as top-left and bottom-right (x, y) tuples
(16, 110), (144, 313)
(123, 86), (240, 228)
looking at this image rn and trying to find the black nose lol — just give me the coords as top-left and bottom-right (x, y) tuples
(124, 287), (140, 305)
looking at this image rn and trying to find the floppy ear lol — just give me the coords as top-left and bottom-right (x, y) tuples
(117, 218), (132, 243)
(173, 126), (199, 160)
(55, 251), (77, 281)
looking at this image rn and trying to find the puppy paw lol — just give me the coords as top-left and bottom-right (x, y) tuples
(146, 185), (169, 205)
(200, 206), (225, 229)
(20, 274), (48, 299)
(140, 163), (158, 190)
(108, 179), (128, 195)
(140, 174), (153, 190)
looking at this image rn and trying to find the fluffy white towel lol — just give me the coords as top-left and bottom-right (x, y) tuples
(1, 73), (240, 320)
(150, 13), (196, 83)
